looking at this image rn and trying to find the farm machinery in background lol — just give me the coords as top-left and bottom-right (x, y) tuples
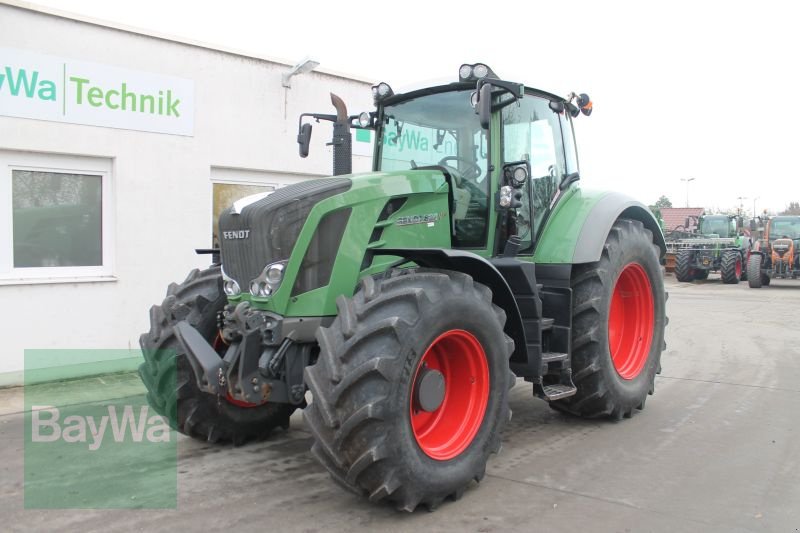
(668, 214), (751, 283)
(748, 215), (800, 287)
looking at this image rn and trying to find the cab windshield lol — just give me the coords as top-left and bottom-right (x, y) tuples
(378, 89), (489, 247)
(700, 216), (731, 237)
(770, 218), (800, 240)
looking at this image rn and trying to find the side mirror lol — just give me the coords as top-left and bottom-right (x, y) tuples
(298, 123), (312, 158)
(478, 83), (492, 130)
(576, 93), (593, 116)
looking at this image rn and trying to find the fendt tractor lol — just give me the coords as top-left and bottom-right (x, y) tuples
(140, 64), (667, 511)
(748, 215), (800, 287)
(674, 214), (750, 284)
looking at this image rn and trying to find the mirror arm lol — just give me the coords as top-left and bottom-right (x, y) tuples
(559, 172), (580, 191)
(298, 112), (337, 128)
(476, 79), (524, 129)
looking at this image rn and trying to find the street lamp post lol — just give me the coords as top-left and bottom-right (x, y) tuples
(281, 58), (321, 88)
(680, 177), (696, 207)
(753, 196), (760, 218)
(281, 58), (320, 120)
(737, 196), (748, 217)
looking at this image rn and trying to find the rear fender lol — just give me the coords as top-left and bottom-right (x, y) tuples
(534, 189), (666, 265)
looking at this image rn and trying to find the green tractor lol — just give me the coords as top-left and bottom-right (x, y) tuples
(674, 214), (750, 283)
(139, 64), (667, 511)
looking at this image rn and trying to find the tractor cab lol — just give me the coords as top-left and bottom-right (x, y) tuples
(371, 78), (582, 257)
(767, 216), (800, 242)
(698, 215), (736, 238)
(298, 63), (591, 260)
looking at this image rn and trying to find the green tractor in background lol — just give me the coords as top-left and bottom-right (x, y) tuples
(674, 214), (750, 283)
(139, 64), (667, 511)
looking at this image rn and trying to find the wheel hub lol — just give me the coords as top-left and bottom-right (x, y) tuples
(414, 366), (446, 413)
(608, 262), (654, 380)
(409, 329), (489, 461)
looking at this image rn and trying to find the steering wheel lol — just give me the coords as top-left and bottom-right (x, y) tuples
(437, 156), (483, 183)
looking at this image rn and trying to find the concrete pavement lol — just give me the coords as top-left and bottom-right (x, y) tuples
(2, 275), (798, 532)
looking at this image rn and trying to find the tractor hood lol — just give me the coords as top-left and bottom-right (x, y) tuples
(218, 169), (451, 316)
(219, 177), (353, 293)
(772, 238), (793, 258)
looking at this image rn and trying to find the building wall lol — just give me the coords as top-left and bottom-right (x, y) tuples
(0, 4), (374, 384)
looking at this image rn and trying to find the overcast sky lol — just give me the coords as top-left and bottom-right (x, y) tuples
(32, 0), (800, 215)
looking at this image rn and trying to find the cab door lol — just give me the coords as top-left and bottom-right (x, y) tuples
(500, 93), (570, 254)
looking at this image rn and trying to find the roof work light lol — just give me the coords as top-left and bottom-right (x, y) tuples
(458, 63), (497, 82)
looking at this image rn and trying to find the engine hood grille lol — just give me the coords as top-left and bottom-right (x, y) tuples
(218, 178), (351, 289)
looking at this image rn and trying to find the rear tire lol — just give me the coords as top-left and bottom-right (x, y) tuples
(747, 254), (763, 288)
(675, 249), (694, 282)
(304, 269), (514, 511)
(139, 266), (294, 444)
(720, 250), (742, 284)
(551, 219), (666, 419)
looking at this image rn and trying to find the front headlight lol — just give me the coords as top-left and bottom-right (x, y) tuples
(221, 266), (241, 296)
(265, 262), (286, 285)
(249, 260), (288, 298)
(249, 280), (272, 297)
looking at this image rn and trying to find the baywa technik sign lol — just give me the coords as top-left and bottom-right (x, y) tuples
(0, 47), (194, 136)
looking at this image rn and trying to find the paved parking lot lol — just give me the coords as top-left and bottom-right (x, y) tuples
(2, 275), (799, 532)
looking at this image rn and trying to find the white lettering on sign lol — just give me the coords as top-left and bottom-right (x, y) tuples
(0, 47), (194, 136)
(31, 405), (171, 451)
(223, 230), (250, 240)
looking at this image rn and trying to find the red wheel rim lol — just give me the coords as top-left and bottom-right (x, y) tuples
(608, 263), (654, 380)
(735, 258), (742, 278)
(213, 333), (261, 408)
(410, 330), (489, 461)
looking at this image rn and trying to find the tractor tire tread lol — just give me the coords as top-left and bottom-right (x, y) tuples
(720, 250), (741, 284)
(550, 219), (666, 419)
(139, 265), (294, 445)
(304, 268), (513, 512)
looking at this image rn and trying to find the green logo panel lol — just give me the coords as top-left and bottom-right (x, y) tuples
(24, 349), (177, 509)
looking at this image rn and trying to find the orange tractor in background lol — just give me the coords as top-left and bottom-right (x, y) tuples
(748, 216), (800, 287)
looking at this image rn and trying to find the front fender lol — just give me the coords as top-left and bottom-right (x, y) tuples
(533, 188), (666, 264)
(373, 248), (526, 364)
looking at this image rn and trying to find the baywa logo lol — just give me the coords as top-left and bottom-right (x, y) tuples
(31, 405), (171, 451)
(0, 66), (182, 117)
(24, 349), (177, 509)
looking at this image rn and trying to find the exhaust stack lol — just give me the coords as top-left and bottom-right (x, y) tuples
(329, 93), (352, 176)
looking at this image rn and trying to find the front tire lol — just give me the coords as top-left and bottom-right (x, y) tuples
(551, 219), (666, 419)
(747, 254), (763, 288)
(304, 269), (514, 511)
(675, 249), (694, 282)
(720, 250), (742, 284)
(139, 266), (294, 444)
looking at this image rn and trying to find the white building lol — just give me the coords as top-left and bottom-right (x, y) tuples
(0, 1), (374, 385)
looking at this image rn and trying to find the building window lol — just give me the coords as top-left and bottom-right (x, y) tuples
(0, 151), (113, 283)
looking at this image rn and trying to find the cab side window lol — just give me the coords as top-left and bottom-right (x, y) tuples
(501, 95), (566, 252)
